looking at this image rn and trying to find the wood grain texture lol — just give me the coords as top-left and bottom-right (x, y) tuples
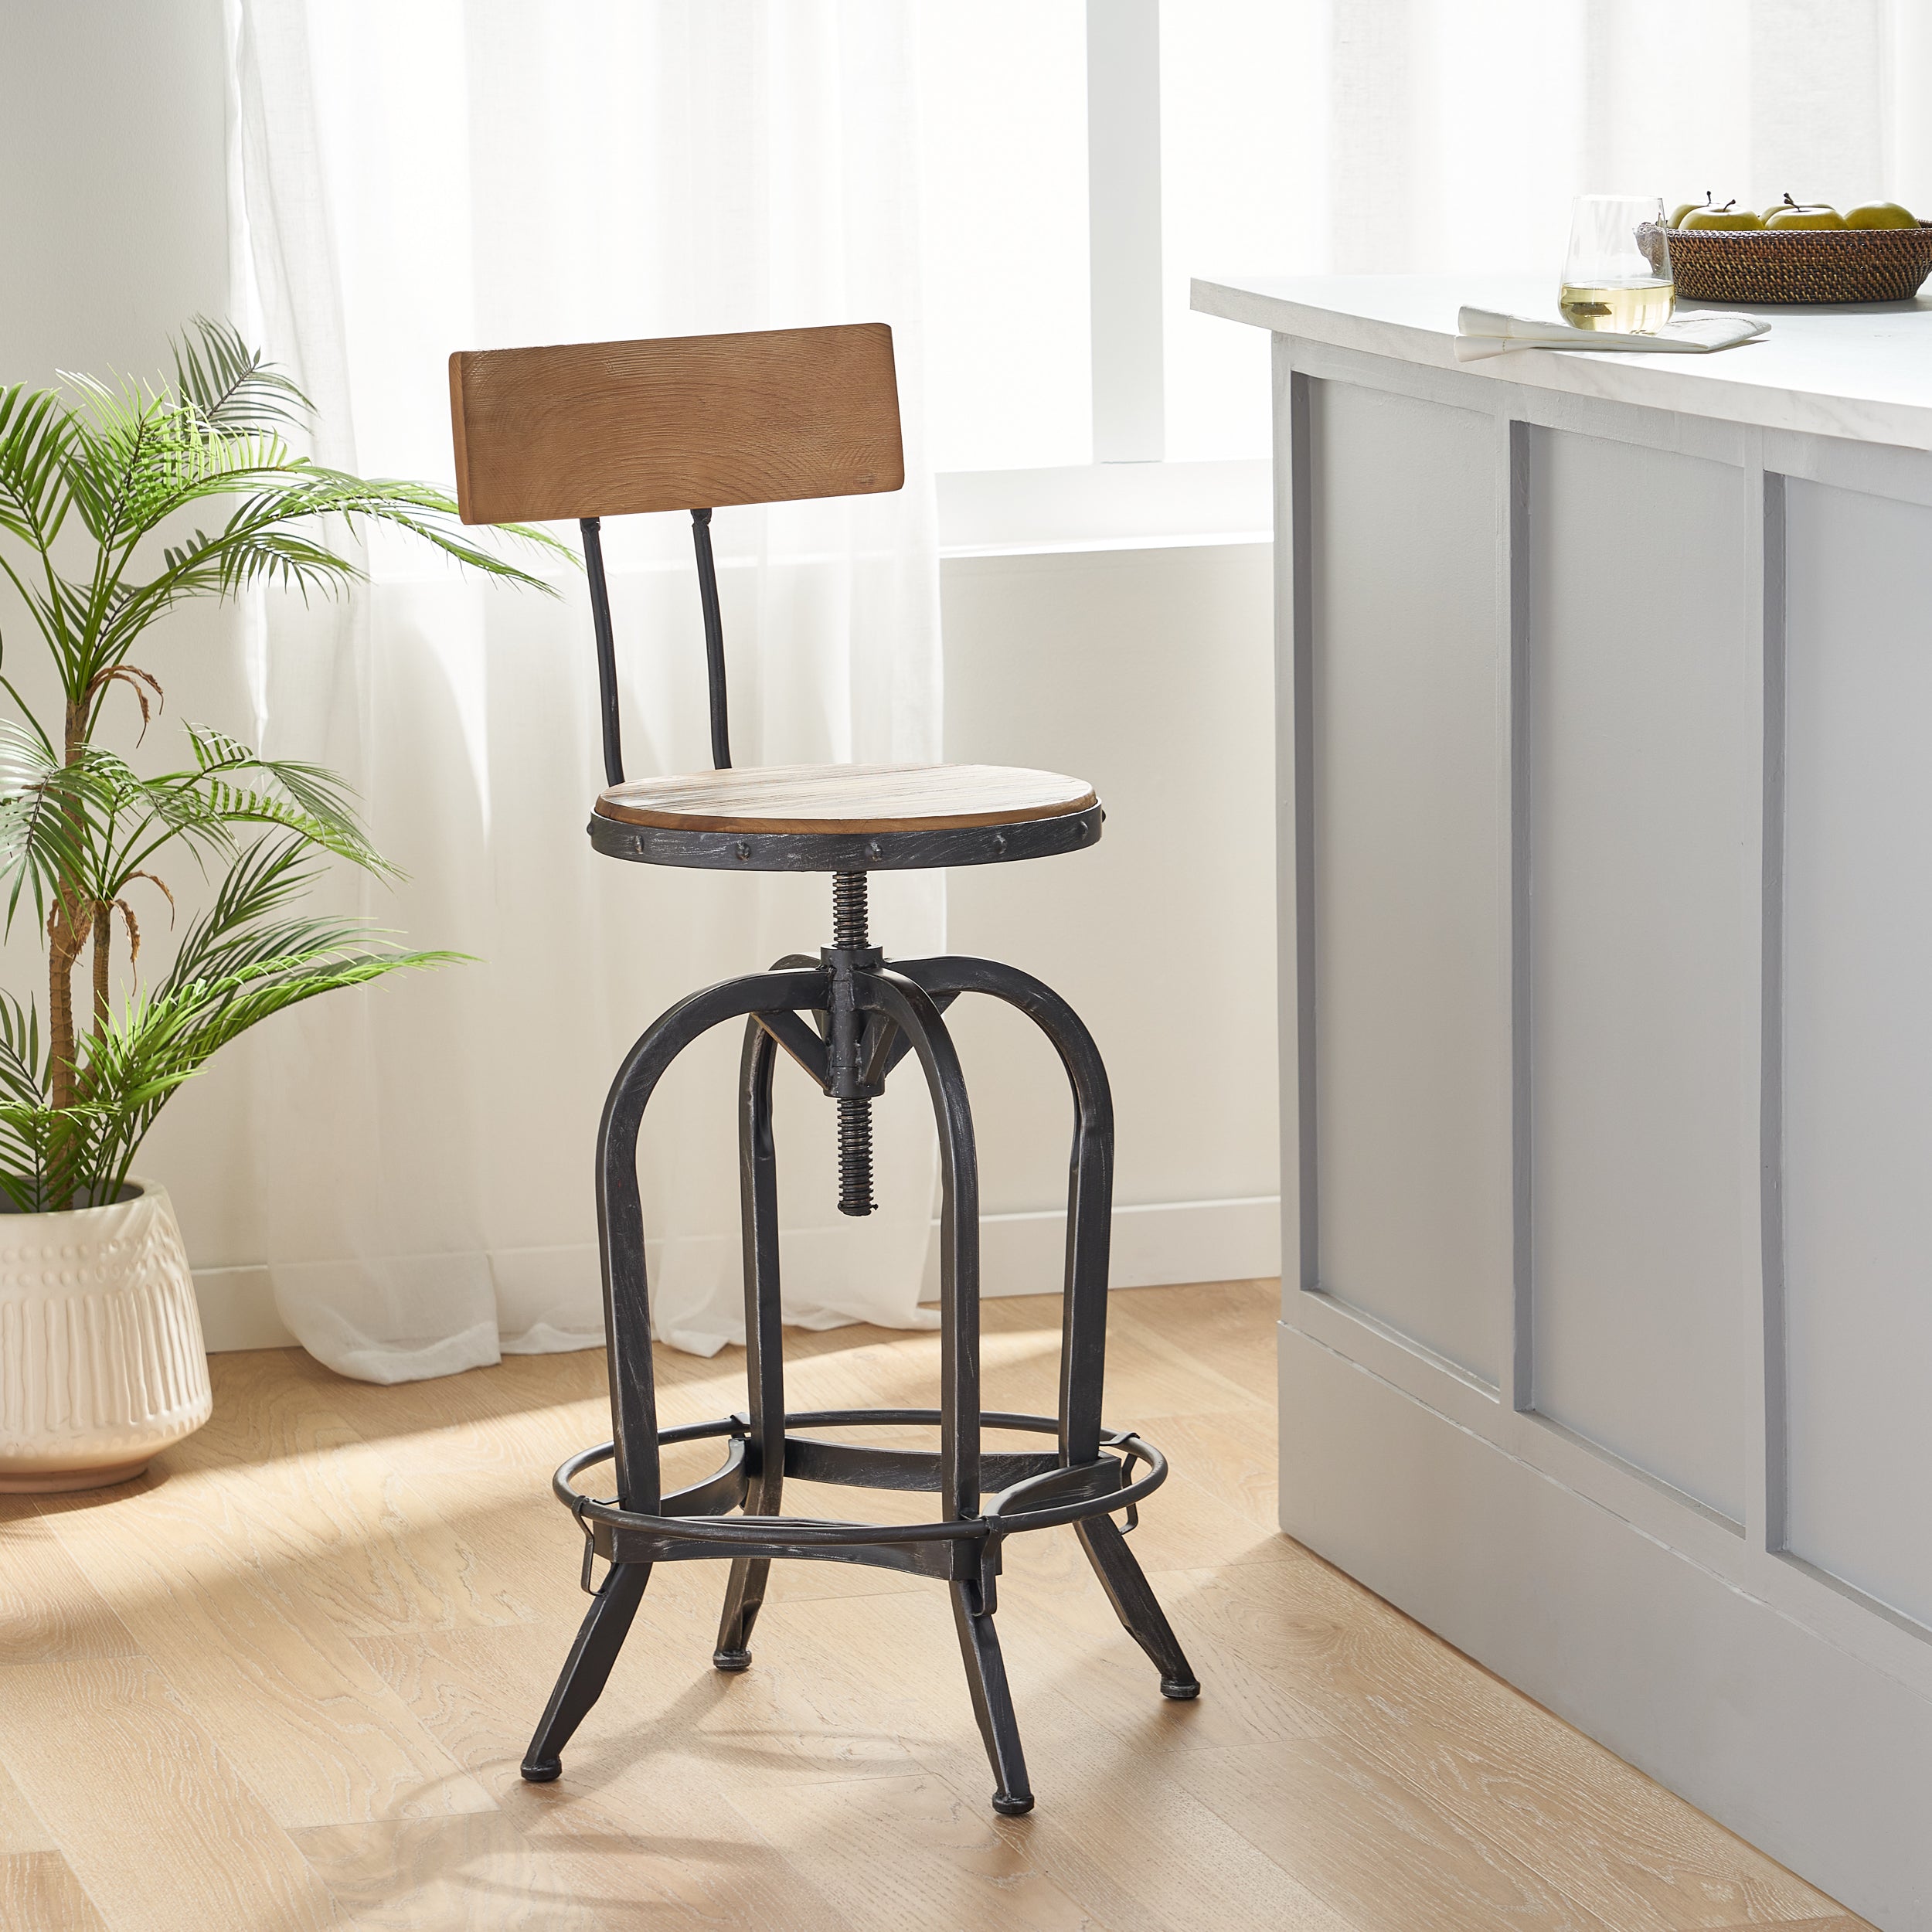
(594, 762), (1097, 833)
(1714, 1921), (1870, 1931)
(352, 1621), (859, 1928)
(0, 1658), (341, 1931)
(1173, 1552), (1838, 1930)
(32, 1469), (498, 1828)
(0, 1850), (110, 1931)
(292, 1814), (608, 1932)
(0, 1282), (1864, 1930)
(0, 1757), (53, 1857)
(449, 324), (903, 526)
(0, 1498), (138, 1667)
(743, 1772), (1105, 1932)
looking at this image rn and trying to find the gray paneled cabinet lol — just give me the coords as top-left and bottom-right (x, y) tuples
(1196, 274), (1932, 1932)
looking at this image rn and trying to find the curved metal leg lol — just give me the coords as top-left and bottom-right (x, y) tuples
(859, 971), (982, 1520)
(859, 968), (1032, 1812)
(889, 956), (1199, 1704)
(889, 957), (1111, 1465)
(596, 965), (825, 1511)
(716, 1013), (785, 1670)
(522, 1561), (651, 1780)
(524, 964), (825, 1781)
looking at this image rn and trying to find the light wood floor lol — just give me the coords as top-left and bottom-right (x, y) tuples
(0, 1280), (1865, 1932)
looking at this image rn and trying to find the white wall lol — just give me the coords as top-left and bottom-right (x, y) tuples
(937, 543), (1279, 1294)
(0, 0), (230, 384)
(0, 6), (1280, 1346)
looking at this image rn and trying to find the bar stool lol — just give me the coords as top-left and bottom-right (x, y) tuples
(448, 322), (1198, 1815)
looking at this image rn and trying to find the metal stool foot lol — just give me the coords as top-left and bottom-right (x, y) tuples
(1077, 1513), (1201, 1699)
(713, 1553), (770, 1671)
(522, 1560), (651, 1781)
(951, 1580), (1032, 1817)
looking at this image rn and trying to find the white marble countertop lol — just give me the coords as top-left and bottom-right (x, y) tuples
(1192, 274), (1932, 453)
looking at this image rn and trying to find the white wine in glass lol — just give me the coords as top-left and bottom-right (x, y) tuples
(1560, 196), (1674, 332)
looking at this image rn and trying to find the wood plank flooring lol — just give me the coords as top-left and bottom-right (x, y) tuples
(0, 1281), (1866, 1931)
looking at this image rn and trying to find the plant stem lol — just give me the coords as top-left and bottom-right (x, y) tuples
(92, 901), (112, 1036)
(47, 906), (82, 1114)
(47, 695), (89, 1117)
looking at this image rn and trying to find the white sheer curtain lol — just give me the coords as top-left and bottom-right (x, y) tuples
(226, 0), (942, 1379)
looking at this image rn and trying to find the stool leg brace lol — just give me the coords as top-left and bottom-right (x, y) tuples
(522, 947), (1199, 1815)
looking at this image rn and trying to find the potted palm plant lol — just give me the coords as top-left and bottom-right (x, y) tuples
(0, 321), (558, 1491)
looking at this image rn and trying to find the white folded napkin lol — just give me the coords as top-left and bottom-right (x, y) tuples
(1454, 306), (1770, 362)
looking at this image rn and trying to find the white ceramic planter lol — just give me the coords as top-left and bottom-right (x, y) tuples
(0, 1179), (211, 1492)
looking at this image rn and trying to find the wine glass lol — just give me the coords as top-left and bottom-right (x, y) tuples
(1560, 196), (1674, 332)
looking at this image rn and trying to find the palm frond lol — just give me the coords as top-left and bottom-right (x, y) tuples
(0, 723), (104, 928)
(62, 370), (299, 563)
(73, 931), (458, 1202)
(175, 725), (386, 871)
(162, 523), (360, 600)
(58, 372), (181, 545)
(0, 992), (45, 1104)
(287, 470), (572, 587)
(171, 316), (310, 433)
(158, 835), (345, 993)
(0, 383), (77, 549)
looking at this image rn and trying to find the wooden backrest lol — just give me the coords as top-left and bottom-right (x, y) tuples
(447, 323), (904, 526)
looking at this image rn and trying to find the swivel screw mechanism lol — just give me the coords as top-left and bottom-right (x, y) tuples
(827, 871), (882, 1216)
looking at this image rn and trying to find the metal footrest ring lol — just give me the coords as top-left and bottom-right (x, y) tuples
(553, 1407), (1169, 1578)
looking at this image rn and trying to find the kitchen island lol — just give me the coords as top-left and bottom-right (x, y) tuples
(1195, 274), (1932, 1930)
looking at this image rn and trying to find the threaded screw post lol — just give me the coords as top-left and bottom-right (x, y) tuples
(837, 1096), (876, 1217)
(832, 870), (869, 949)
(831, 871), (876, 1216)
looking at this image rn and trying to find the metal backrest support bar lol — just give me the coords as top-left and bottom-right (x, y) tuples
(691, 509), (731, 769)
(577, 511), (734, 790)
(580, 517), (624, 788)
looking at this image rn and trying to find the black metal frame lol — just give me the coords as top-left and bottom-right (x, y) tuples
(522, 927), (1199, 1815)
(529, 509), (1197, 1815)
(578, 505), (734, 789)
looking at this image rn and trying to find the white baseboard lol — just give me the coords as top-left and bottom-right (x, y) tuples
(192, 1265), (296, 1352)
(1280, 1321), (1932, 1930)
(193, 1196), (1282, 1355)
(923, 1194), (1281, 1301)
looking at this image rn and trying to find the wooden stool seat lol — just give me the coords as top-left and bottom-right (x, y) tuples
(587, 760), (1105, 872)
(594, 761), (1096, 834)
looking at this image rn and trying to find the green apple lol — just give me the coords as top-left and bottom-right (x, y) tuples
(1669, 196), (1709, 228)
(1681, 201), (1765, 230)
(1845, 200), (1919, 229)
(1764, 193), (1845, 229)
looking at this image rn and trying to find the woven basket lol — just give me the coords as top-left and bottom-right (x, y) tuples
(1648, 221), (1932, 304)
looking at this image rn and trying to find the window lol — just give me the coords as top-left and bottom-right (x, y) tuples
(917, 0), (1297, 474)
(917, 5), (1091, 473)
(918, 2), (1279, 546)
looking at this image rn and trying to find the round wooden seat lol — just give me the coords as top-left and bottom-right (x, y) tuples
(597, 762), (1095, 832)
(589, 762), (1104, 872)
